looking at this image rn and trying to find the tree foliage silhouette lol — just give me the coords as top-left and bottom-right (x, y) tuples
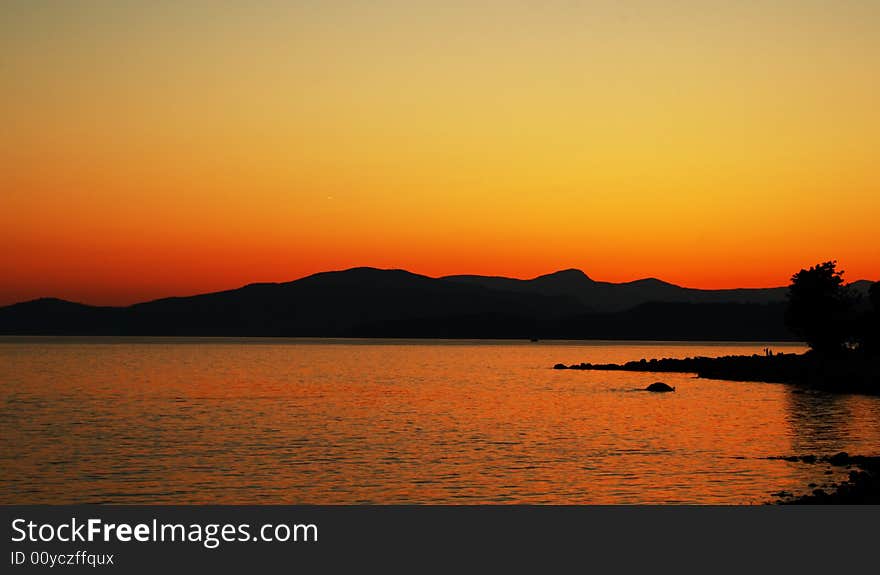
(784, 261), (853, 355)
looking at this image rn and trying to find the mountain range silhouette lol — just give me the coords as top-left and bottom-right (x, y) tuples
(1, 267), (874, 340)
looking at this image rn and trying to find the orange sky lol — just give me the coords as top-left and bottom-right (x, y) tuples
(2, 1), (878, 306)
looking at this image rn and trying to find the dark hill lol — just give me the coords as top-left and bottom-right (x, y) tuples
(0, 298), (122, 334)
(0, 268), (579, 337)
(1, 267), (872, 339)
(442, 270), (789, 312)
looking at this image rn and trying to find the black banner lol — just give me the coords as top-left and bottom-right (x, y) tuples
(2, 506), (877, 573)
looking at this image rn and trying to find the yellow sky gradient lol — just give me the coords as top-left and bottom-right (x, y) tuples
(2, 1), (878, 305)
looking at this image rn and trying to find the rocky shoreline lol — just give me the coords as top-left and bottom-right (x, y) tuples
(767, 453), (880, 504)
(553, 352), (880, 395)
(553, 352), (879, 503)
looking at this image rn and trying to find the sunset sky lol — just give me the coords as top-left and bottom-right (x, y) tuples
(2, 1), (878, 306)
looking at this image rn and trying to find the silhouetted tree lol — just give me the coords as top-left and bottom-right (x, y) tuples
(785, 261), (853, 355)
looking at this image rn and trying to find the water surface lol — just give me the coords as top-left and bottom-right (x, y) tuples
(2, 338), (878, 504)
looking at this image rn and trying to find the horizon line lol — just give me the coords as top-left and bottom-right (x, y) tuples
(0, 265), (814, 309)
(5, 265), (877, 309)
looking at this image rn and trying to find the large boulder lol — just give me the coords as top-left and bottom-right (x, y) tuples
(646, 382), (675, 392)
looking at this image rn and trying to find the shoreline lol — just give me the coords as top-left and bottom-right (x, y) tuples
(769, 453), (880, 504)
(553, 352), (880, 395)
(554, 350), (879, 503)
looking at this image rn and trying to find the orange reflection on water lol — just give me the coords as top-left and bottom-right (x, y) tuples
(2, 338), (878, 504)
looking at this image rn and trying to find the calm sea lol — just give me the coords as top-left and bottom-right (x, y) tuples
(1, 337), (878, 504)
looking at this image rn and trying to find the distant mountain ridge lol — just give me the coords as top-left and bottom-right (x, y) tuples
(0, 267), (874, 340)
(442, 268), (796, 312)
